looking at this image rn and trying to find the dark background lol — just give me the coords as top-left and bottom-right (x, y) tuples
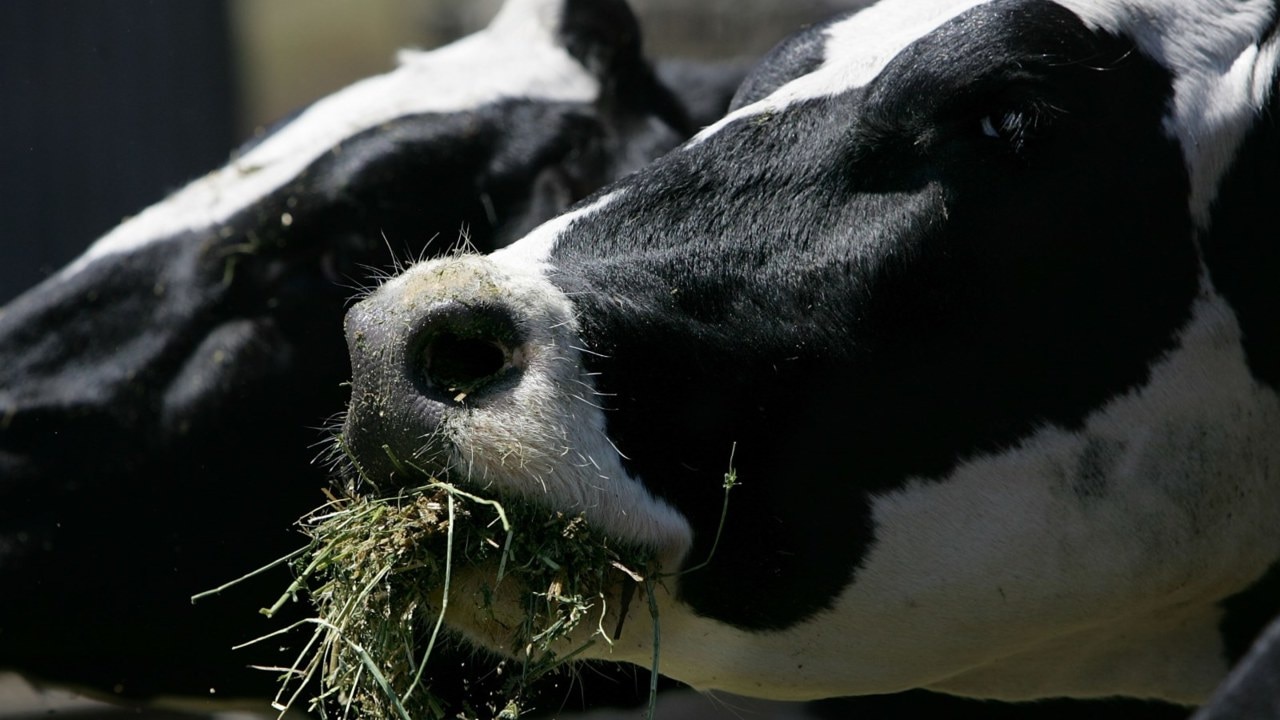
(0, 1), (236, 305)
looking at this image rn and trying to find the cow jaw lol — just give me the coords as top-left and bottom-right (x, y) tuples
(437, 287), (1270, 706)
(599, 289), (1276, 705)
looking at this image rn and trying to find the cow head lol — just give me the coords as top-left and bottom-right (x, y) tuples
(0, 0), (694, 700)
(342, 0), (1280, 707)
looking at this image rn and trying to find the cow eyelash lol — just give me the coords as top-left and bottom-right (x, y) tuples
(978, 99), (1061, 152)
(979, 109), (1034, 144)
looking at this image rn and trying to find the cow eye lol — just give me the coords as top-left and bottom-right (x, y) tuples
(979, 114), (1003, 139)
(979, 109), (1030, 147)
(977, 100), (1058, 153)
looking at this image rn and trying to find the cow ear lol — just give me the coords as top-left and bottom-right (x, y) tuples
(486, 0), (693, 134)
(485, 0), (642, 79)
(555, 0), (645, 80)
(1198, 16), (1280, 389)
(562, 0), (702, 138)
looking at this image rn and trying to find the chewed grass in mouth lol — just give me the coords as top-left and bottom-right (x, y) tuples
(206, 474), (657, 720)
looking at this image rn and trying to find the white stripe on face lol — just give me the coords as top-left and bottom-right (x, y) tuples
(488, 191), (621, 270)
(691, 0), (995, 145)
(62, 0), (599, 278)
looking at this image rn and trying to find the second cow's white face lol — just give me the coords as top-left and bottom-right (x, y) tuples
(344, 0), (1280, 704)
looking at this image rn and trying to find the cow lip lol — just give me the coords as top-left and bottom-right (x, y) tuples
(274, 463), (661, 720)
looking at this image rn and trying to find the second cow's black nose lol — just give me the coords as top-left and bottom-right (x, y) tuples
(342, 297), (526, 487)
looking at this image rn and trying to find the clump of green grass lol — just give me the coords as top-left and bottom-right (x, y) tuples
(195, 442), (739, 720)
(211, 476), (655, 720)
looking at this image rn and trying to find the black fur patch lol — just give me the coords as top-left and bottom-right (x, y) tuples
(1219, 561), (1280, 664)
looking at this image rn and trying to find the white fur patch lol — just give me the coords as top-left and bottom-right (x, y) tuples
(591, 286), (1280, 703)
(690, 0), (993, 145)
(487, 191), (620, 270)
(60, 0), (599, 279)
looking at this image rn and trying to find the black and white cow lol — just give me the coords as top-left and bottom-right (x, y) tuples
(0, 0), (698, 703)
(342, 0), (1280, 710)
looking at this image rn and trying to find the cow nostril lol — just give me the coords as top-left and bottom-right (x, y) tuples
(421, 331), (512, 396)
(401, 301), (526, 403)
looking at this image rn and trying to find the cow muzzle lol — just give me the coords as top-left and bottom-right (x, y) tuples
(341, 251), (693, 571)
(341, 254), (576, 490)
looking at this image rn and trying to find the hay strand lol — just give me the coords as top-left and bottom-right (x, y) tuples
(212, 477), (653, 719)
